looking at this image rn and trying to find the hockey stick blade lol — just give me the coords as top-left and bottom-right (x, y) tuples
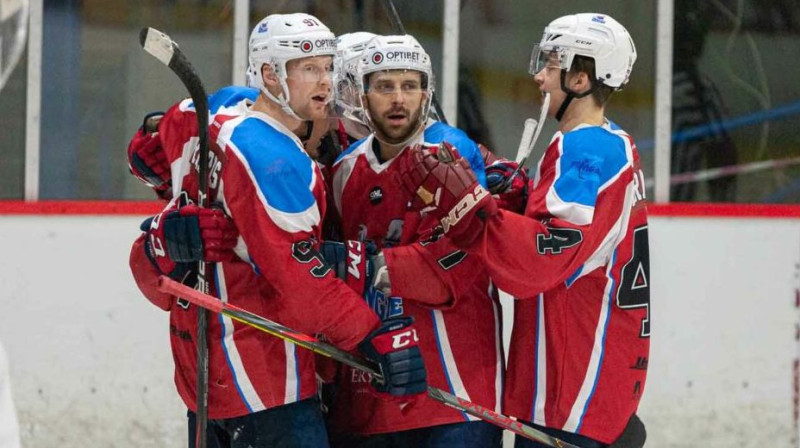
(140, 26), (211, 448)
(515, 92), (550, 165)
(515, 118), (538, 162)
(157, 275), (579, 447)
(500, 93), (551, 192)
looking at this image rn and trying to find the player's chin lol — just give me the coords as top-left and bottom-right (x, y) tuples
(305, 103), (330, 120)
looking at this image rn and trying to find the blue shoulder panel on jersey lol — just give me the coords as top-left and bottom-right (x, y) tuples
(555, 128), (628, 207)
(229, 118), (316, 214)
(606, 119), (622, 132)
(208, 86), (259, 114)
(334, 136), (368, 164)
(186, 86), (258, 114)
(424, 122), (487, 187)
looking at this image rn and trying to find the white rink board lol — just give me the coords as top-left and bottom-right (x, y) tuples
(0, 214), (798, 447)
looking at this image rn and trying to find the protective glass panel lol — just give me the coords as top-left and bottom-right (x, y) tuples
(670, 0), (800, 202)
(37, 0), (232, 199)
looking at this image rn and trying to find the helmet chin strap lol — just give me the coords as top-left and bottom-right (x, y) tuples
(555, 70), (597, 121)
(260, 85), (305, 122)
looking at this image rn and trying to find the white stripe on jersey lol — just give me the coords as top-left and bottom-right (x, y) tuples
(563, 254), (616, 432)
(215, 263), (266, 413)
(431, 309), (477, 422)
(532, 293), (548, 426)
(171, 136), (198, 199)
(283, 340), (299, 404)
(217, 113), (321, 234)
(332, 145), (361, 214)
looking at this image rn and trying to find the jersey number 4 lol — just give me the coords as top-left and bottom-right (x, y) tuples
(616, 226), (650, 338)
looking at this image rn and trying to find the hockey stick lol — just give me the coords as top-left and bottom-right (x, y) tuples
(381, 0), (449, 125)
(499, 93), (550, 192)
(139, 27), (211, 448)
(157, 275), (580, 448)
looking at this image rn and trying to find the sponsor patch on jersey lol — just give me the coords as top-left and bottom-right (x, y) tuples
(369, 186), (383, 204)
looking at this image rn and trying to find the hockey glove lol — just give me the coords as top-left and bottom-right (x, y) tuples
(319, 240), (392, 296)
(141, 203), (238, 281)
(127, 112), (171, 200)
(485, 158), (529, 214)
(358, 317), (427, 399)
(395, 142), (498, 247)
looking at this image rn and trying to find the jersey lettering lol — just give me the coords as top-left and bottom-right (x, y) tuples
(438, 250), (467, 270)
(291, 241), (332, 278)
(616, 226), (651, 337)
(536, 227), (583, 254)
(365, 288), (404, 320)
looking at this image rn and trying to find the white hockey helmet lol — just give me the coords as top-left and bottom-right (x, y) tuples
(529, 13), (637, 90)
(248, 13), (337, 119)
(355, 34), (434, 126)
(333, 32), (377, 125)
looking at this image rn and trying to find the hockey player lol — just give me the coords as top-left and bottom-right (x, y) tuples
(393, 13), (649, 448)
(325, 34), (502, 448)
(129, 14), (426, 448)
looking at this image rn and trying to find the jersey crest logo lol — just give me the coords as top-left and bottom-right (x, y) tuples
(369, 186), (383, 205)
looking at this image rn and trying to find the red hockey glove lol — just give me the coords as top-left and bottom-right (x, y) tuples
(485, 158), (529, 214)
(127, 112), (171, 200)
(395, 142), (498, 247)
(358, 317), (427, 403)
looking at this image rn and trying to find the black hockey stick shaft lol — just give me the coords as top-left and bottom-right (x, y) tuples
(139, 27), (211, 448)
(382, 0), (449, 125)
(158, 276), (580, 448)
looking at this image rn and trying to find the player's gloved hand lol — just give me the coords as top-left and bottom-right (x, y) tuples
(395, 142), (497, 247)
(320, 240), (386, 297)
(127, 112), (171, 200)
(358, 317), (427, 400)
(141, 203), (239, 281)
(485, 158), (529, 214)
(140, 202), (194, 283)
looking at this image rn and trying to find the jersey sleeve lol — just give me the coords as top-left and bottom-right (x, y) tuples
(383, 237), (484, 308)
(425, 122), (488, 188)
(217, 118), (379, 351)
(467, 129), (636, 298)
(129, 233), (173, 311)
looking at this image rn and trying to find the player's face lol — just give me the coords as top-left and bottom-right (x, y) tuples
(533, 52), (566, 118)
(363, 70), (427, 144)
(286, 56), (334, 121)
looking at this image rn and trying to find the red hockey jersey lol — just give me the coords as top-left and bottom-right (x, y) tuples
(327, 129), (504, 436)
(129, 87), (380, 419)
(465, 121), (650, 444)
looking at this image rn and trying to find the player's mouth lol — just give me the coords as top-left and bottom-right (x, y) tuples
(311, 93), (328, 106)
(385, 110), (408, 126)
